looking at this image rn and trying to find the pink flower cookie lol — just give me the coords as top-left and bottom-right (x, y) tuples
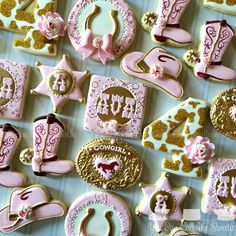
(184, 20), (236, 82)
(202, 158), (236, 220)
(0, 124), (27, 187)
(185, 136), (215, 165)
(67, 0), (136, 64)
(31, 54), (89, 113)
(136, 172), (191, 233)
(141, 0), (192, 47)
(38, 12), (66, 40)
(20, 114), (74, 177)
(121, 47), (183, 99)
(65, 191), (132, 236)
(84, 75), (147, 139)
(0, 59), (30, 119)
(0, 185), (67, 233)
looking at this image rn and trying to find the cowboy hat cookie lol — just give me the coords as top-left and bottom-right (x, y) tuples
(141, 0), (192, 47)
(0, 59), (30, 119)
(142, 97), (214, 178)
(0, 0), (66, 56)
(210, 88), (236, 141)
(67, 0), (136, 64)
(0, 184), (67, 233)
(65, 191), (132, 236)
(136, 172), (191, 233)
(202, 158), (236, 220)
(204, 0), (236, 15)
(168, 227), (204, 236)
(0, 124), (27, 187)
(184, 20), (236, 82)
(19, 114), (74, 176)
(31, 54), (89, 113)
(75, 138), (143, 190)
(121, 47), (183, 99)
(84, 75), (147, 138)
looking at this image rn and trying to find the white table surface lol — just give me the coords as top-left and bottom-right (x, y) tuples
(0, 0), (236, 235)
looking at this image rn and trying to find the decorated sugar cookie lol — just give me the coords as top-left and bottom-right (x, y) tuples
(121, 47), (183, 99)
(204, 0), (236, 15)
(184, 20), (236, 82)
(0, 59), (30, 119)
(141, 0), (192, 47)
(0, 185), (66, 233)
(75, 138), (143, 190)
(210, 88), (236, 140)
(0, 124), (27, 187)
(20, 114), (74, 176)
(67, 0), (136, 64)
(65, 191), (132, 236)
(84, 75), (147, 138)
(142, 97), (213, 178)
(202, 158), (236, 220)
(169, 227), (204, 236)
(0, 0), (65, 56)
(31, 54), (89, 113)
(136, 172), (191, 233)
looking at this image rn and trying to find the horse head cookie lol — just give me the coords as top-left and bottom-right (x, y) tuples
(20, 114), (74, 176)
(121, 47), (183, 99)
(0, 124), (27, 187)
(0, 185), (66, 233)
(67, 0), (136, 64)
(141, 0), (192, 47)
(184, 20), (236, 82)
(204, 0), (236, 15)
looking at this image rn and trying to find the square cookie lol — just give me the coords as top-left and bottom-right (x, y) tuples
(0, 60), (30, 119)
(202, 158), (236, 220)
(84, 75), (147, 138)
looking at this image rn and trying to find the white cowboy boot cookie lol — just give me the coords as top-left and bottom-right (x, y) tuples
(184, 20), (236, 82)
(142, 0), (192, 47)
(0, 124), (27, 187)
(20, 114), (74, 176)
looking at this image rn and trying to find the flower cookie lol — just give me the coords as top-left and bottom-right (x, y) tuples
(121, 47), (183, 99)
(210, 88), (236, 140)
(75, 138), (143, 190)
(184, 20), (236, 82)
(136, 172), (191, 233)
(31, 54), (89, 113)
(202, 158), (236, 220)
(168, 227), (204, 236)
(65, 191), (132, 236)
(84, 75), (147, 138)
(142, 97), (213, 178)
(0, 124), (27, 187)
(20, 114), (74, 176)
(141, 0), (192, 47)
(67, 0), (136, 64)
(0, 185), (66, 233)
(0, 59), (30, 119)
(0, 0), (65, 56)
(204, 0), (236, 15)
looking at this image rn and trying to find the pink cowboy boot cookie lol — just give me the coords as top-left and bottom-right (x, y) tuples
(0, 124), (27, 187)
(20, 114), (74, 176)
(142, 0), (192, 47)
(184, 20), (236, 82)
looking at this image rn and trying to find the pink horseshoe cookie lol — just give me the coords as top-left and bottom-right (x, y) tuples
(67, 0), (136, 64)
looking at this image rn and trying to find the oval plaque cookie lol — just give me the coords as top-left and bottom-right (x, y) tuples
(65, 191), (132, 236)
(210, 88), (236, 140)
(75, 138), (143, 190)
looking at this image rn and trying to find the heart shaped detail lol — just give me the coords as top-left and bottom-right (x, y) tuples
(95, 158), (121, 180)
(18, 205), (32, 220)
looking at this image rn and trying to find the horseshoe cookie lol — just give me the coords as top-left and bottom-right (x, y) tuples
(169, 227), (204, 236)
(65, 191), (132, 236)
(75, 138), (143, 190)
(210, 88), (236, 140)
(67, 0), (136, 64)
